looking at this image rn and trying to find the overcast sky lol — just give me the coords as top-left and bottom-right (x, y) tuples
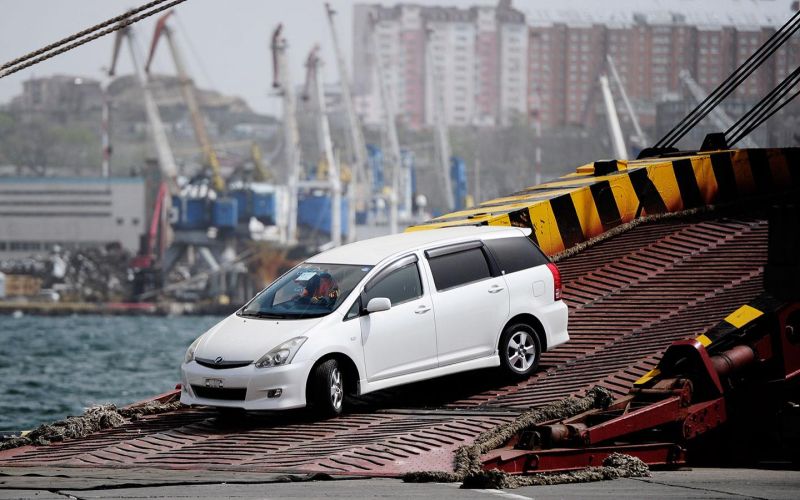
(0, 0), (496, 115)
(0, 0), (795, 115)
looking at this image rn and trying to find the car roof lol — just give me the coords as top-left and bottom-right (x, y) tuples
(306, 225), (530, 266)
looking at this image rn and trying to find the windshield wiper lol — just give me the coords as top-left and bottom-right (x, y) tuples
(239, 311), (289, 319)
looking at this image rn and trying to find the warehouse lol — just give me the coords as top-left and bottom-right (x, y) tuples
(0, 177), (145, 258)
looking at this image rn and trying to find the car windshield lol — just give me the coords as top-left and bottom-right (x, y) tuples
(239, 263), (372, 319)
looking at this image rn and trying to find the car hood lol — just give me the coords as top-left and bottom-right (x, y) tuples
(195, 314), (325, 362)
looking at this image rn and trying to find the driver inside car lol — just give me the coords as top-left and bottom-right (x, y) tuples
(296, 272), (339, 307)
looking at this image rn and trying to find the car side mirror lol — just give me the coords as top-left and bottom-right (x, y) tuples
(365, 297), (391, 314)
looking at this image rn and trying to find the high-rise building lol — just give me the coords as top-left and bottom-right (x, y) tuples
(353, 0), (528, 129)
(353, 1), (798, 132)
(525, 1), (799, 130)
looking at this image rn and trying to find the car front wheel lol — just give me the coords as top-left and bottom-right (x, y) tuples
(499, 323), (541, 378)
(310, 358), (344, 417)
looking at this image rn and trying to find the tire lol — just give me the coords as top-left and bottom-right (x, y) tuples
(310, 359), (345, 417)
(498, 323), (541, 378)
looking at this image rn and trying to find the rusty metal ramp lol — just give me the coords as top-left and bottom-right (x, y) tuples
(0, 212), (768, 477)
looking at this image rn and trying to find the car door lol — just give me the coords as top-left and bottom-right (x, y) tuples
(358, 254), (437, 381)
(424, 241), (510, 366)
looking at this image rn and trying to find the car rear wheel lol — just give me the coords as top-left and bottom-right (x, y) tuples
(499, 323), (541, 378)
(310, 359), (344, 417)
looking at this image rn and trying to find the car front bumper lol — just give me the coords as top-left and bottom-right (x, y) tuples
(180, 359), (310, 410)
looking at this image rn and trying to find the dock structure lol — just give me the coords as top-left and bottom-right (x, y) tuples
(0, 180), (780, 476)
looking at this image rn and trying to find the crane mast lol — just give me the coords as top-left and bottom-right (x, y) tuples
(109, 23), (178, 192)
(146, 11), (225, 193)
(369, 13), (400, 234)
(599, 74), (628, 160)
(425, 28), (455, 212)
(304, 46), (342, 247)
(325, 3), (367, 242)
(271, 24), (301, 244)
(606, 55), (648, 148)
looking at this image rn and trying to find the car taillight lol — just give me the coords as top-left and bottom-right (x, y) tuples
(546, 262), (563, 301)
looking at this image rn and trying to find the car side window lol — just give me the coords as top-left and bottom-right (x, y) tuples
(428, 247), (491, 291)
(363, 262), (423, 307)
(484, 237), (550, 274)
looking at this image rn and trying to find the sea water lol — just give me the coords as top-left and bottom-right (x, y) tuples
(0, 314), (221, 433)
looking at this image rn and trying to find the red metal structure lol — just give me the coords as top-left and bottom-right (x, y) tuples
(481, 204), (800, 474)
(131, 182), (169, 270)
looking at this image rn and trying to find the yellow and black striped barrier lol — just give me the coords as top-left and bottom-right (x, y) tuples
(633, 299), (774, 386)
(407, 148), (800, 256)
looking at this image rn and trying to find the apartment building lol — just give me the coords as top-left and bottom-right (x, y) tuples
(353, 1), (797, 131)
(353, 0), (527, 128)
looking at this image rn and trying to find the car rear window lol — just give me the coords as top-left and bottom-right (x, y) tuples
(484, 236), (549, 274)
(428, 248), (491, 291)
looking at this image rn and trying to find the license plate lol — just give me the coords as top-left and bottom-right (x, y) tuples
(204, 378), (224, 389)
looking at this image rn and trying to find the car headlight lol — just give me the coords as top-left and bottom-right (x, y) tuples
(184, 336), (202, 364)
(255, 337), (307, 368)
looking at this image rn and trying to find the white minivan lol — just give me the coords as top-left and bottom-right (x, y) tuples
(180, 226), (568, 415)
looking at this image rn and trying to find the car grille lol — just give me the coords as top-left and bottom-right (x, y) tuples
(191, 386), (247, 401)
(195, 358), (252, 369)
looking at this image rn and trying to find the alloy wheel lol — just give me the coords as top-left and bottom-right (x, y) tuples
(507, 330), (536, 373)
(330, 367), (343, 410)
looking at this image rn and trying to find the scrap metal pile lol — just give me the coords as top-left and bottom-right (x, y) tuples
(0, 244), (134, 302)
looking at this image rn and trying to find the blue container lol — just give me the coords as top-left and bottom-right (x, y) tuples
(171, 195), (210, 230)
(230, 189), (277, 225)
(298, 195), (348, 237)
(251, 192), (276, 224)
(212, 198), (238, 229)
(229, 190), (249, 223)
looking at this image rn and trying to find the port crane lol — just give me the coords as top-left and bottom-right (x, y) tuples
(598, 74), (628, 160)
(325, 3), (367, 242)
(679, 70), (759, 149)
(271, 24), (301, 244)
(368, 12), (401, 234)
(145, 10), (225, 193)
(303, 45), (343, 247)
(606, 55), (648, 151)
(425, 28), (456, 212)
(108, 21), (178, 191)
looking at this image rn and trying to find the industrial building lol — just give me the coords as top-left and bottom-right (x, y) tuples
(0, 177), (145, 258)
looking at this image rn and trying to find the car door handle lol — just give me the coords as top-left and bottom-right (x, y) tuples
(488, 285), (505, 294)
(415, 306), (431, 314)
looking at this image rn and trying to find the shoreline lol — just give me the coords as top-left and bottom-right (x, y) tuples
(0, 301), (234, 316)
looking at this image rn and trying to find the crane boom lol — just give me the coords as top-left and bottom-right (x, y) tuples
(109, 24), (178, 192)
(606, 55), (647, 147)
(425, 28), (455, 212)
(271, 24), (301, 244)
(305, 46), (343, 247)
(599, 75), (628, 160)
(250, 142), (271, 182)
(369, 13), (400, 234)
(679, 70), (759, 149)
(325, 3), (367, 241)
(146, 11), (225, 193)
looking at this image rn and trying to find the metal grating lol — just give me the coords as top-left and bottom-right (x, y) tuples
(0, 213), (768, 477)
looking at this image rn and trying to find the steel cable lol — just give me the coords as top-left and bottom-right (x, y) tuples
(0, 0), (187, 79)
(656, 12), (800, 148)
(725, 66), (800, 143)
(727, 74), (800, 146)
(654, 9), (800, 149)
